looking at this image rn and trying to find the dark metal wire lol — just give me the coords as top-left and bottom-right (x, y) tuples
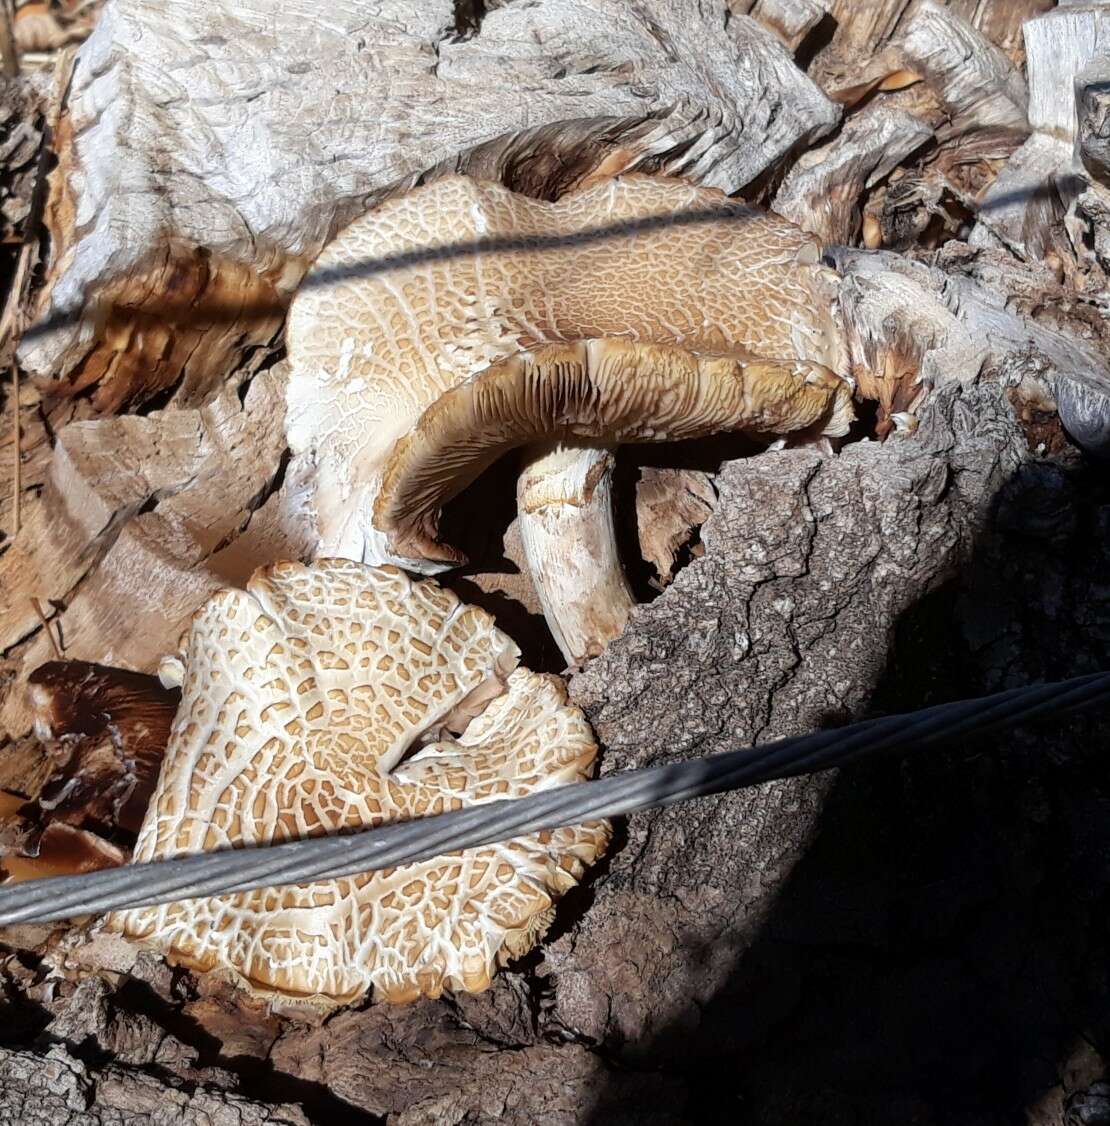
(1, 672), (1107, 927)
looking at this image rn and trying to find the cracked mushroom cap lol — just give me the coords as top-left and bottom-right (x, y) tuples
(108, 560), (609, 1006)
(286, 174), (851, 566)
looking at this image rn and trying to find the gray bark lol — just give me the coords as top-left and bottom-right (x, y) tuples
(774, 105), (933, 243)
(0, 1043), (309, 1126)
(556, 379), (1024, 1052)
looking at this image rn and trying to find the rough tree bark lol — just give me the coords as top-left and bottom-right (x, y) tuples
(0, 1043), (311, 1126)
(555, 380), (1024, 1056)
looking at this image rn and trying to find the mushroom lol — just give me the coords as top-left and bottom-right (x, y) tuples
(287, 174), (853, 666)
(28, 660), (180, 836)
(109, 559), (609, 1007)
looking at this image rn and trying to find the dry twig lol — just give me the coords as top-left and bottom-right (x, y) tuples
(1, 48), (75, 539)
(0, 0), (19, 79)
(9, 362), (17, 536)
(30, 597), (62, 659)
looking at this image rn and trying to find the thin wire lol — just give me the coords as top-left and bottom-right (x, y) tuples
(0, 671), (1107, 926)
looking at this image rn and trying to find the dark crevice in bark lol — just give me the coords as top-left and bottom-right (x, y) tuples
(451, 0), (486, 40)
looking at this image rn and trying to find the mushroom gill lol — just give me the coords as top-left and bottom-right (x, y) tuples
(109, 560), (609, 1007)
(374, 339), (849, 657)
(286, 174), (852, 665)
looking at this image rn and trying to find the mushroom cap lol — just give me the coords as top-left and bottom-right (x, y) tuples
(285, 174), (849, 566)
(108, 560), (609, 1006)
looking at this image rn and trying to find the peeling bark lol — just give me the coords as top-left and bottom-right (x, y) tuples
(0, 364), (314, 741)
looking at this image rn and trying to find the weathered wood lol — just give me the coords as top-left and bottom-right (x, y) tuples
(0, 365), (314, 740)
(774, 105), (932, 243)
(946, 0), (1054, 64)
(1067, 51), (1110, 289)
(1076, 59), (1110, 187)
(974, 2), (1110, 260)
(895, 0), (1027, 144)
(796, 2), (1027, 250)
(972, 132), (1079, 260)
(811, 0), (1050, 90)
(834, 243), (1110, 453)
(746, 0), (828, 52)
(1025, 1), (1110, 139)
(21, 0), (838, 409)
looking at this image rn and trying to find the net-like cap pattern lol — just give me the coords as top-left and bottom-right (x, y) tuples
(285, 174), (849, 564)
(109, 560), (608, 1005)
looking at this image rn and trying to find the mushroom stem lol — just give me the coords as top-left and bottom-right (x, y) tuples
(373, 339), (854, 663)
(517, 441), (635, 667)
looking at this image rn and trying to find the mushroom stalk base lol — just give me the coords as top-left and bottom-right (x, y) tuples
(517, 442), (635, 668)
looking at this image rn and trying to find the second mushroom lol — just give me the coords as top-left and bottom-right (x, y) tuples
(111, 559), (608, 1006)
(287, 175), (854, 666)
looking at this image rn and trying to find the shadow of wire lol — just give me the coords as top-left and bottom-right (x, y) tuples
(18, 202), (789, 342)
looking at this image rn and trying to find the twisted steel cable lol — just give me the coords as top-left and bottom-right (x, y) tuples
(0, 671), (1108, 927)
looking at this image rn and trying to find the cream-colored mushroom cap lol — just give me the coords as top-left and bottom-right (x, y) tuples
(286, 174), (852, 664)
(108, 559), (609, 1006)
(286, 174), (850, 566)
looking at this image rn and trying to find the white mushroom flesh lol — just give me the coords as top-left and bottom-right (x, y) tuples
(517, 441), (634, 664)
